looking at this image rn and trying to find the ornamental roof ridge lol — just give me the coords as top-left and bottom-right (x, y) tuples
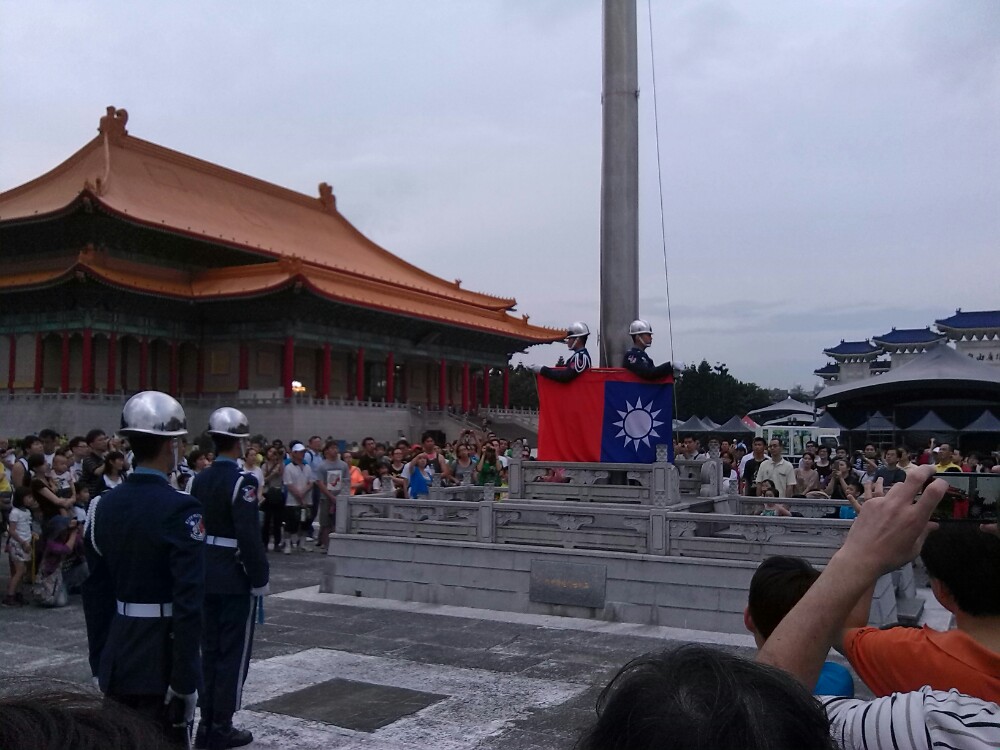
(935, 309), (1000, 330)
(0, 107), (522, 314)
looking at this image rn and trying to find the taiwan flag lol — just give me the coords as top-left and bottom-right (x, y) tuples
(536, 369), (674, 463)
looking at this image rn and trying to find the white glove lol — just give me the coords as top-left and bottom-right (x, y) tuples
(250, 583), (270, 597)
(528, 364), (543, 374)
(164, 686), (198, 724)
(91, 676), (101, 691)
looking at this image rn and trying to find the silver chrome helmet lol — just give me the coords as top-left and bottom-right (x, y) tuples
(628, 319), (653, 336)
(119, 391), (188, 437)
(566, 321), (590, 339)
(207, 407), (250, 438)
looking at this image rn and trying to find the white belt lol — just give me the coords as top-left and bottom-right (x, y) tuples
(205, 535), (238, 548)
(116, 600), (173, 618)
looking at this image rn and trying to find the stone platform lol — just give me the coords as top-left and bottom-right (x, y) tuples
(0, 547), (900, 749)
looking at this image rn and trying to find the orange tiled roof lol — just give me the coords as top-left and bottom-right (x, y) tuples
(0, 246), (556, 340)
(0, 107), (562, 344)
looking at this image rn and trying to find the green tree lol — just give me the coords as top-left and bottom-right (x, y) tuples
(506, 363), (539, 409)
(674, 360), (772, 423)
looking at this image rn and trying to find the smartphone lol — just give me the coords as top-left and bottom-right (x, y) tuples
(923, 476), (997, 524)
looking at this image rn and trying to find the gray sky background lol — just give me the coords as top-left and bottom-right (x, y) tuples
(2, 0), (997, 388)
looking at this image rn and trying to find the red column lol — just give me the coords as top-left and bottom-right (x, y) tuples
(425, 363), (432, 407)
(482, 365), (491, 407)
(355, 347), (365, 401)
(471, 375), (478, 408)
(106, 332), (117, 393)
(60, 332), (70, 393)
(439, 359), (447, 410)
(385, 352), (395, 403)
(195, 345), (205, 396)
(33, 333), (43, 393)
(321, 343), (332, 398)
(138, 338), (149, 391)
(119, 337), (128, 391)
(168, 341), (179, 394)
(238, 343), (249, 391)
(7, 335), (16, 393)
(282, 336), (294, 399)
(502, 366), (510, 408)
(461, 362), (470, 412)
(81, 328), (93, 393)
(400, 364), (408, 403)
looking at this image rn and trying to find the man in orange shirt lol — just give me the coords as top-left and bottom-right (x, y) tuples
(841, 524), (1000, 703)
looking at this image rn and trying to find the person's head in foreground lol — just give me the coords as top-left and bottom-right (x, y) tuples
(575, 644), (836, 750)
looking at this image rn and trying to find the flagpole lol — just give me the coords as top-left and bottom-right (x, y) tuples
(599, 0), (639, 368)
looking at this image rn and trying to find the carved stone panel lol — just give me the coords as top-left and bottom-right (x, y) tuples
(529, 559), (607, 608)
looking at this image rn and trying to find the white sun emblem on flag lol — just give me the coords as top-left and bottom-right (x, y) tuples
(613, 397), (664, 451)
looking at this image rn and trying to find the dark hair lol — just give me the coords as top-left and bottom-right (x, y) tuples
(803, 452), (815, 461)
(38, 428), (59, 441)
(752, 436), (766, 446)
(12, 486), (31, 510)
(128, 432), (169, 464)
(21, 434), (40, 450)
(104, 451), (125, 473)
(421, 431), (435, 443)
(212, 434), (240, 453)
(84, 429), (105, 446)
(68, 436), (86, 450)
(575, 645), (836, 750)
(362, 436), (375, 445)
(323, 440), (340, 454)
(0, 681), (174, 750)
(921, 526), (1000, 616)
(309, 435), (322, 442)
(748, 557), (820, 639)
(187, 450), (206, 466)
(27, 453), (46, 472)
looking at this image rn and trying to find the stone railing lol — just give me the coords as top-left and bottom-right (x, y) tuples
(508, 459), (680, 506)
(334, 496), (853, 563)
(506, 457), (723, 505)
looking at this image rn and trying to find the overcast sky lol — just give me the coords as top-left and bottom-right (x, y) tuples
(2, 0), (997, 388)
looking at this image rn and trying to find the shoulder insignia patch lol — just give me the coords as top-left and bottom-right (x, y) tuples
(241, 484), (257, 504)
(185, 513), (206, 542)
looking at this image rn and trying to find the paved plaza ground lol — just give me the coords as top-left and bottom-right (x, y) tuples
(0, 549), (761, 748)
(0, 549), (877, 749)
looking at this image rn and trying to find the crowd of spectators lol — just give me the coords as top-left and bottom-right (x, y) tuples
(676, 433), (999, 519)
(0, 424), (536, 592)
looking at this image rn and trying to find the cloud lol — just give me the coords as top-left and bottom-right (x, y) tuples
(1, 0), (996, 389)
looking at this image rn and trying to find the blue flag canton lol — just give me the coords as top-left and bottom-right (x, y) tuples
(600, 381), (673, 463)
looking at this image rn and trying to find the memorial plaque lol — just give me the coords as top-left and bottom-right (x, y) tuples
(529, 559), (607, 608)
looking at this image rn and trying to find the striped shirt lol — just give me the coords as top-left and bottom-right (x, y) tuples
(823, 687), (1000, 750)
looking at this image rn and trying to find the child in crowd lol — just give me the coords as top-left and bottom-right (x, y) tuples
(759, 481), (791, 516)
(371, 460), (393, 494)
(101, 451), (126, 494)
(3, 488), (36, 606)
(405, 454), (433, 499)
(745, 555), (855, 697)
(50, 453), (76, 503)
(33, 516), (83, 608)
(71, 482), (90, 524)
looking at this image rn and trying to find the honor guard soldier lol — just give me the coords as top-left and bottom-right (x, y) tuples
(623, 319), (674, 379)
(191, 407), (269, 750)
(532, 321), (593, 382)
(82, 391), (203, 747)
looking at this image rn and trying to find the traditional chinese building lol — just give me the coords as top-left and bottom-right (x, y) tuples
(0, 107), (561, 427)
(935, 310), (1000, 365)
(816, 340), (884, 384)
(871, 327), (945, 367)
